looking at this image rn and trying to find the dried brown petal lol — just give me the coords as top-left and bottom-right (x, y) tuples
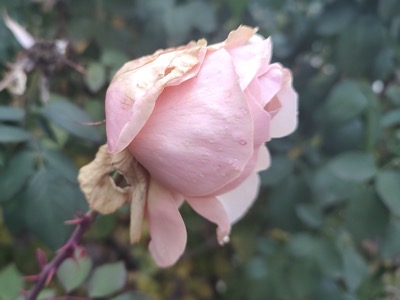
(78, 145), (148, 242)
(78, 145), (129, 214)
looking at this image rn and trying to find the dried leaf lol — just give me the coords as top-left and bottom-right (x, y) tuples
(3, 11), (35, 49)
(0, 58), (29, 95)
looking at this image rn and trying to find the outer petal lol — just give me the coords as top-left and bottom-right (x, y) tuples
(248, 65), (283, 108)
(254, 145), (270, 172)
(147, 179), (186, 267)
(106, 40), (207, 153)
(217, 172), (261, 224)
(212, 144), (269, 196)
(244, 88), (271, 146)
(226, 38), (272, 90)
(129, 48), (254, 197)
(224, 25), (258, 48)
(186, 197), (231, 244)
(269, 67), (298, 138)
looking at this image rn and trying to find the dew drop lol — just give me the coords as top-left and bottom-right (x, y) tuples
(219, 235), (230, 245)
(238, 139), (247, 145)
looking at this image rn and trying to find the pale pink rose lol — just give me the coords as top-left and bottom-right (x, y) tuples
(105, 25), (298, 267)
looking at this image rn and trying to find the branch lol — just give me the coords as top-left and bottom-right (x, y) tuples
(26, 210), (97, 300)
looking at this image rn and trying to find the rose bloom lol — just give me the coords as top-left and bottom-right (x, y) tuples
(104, 26), (297, 267)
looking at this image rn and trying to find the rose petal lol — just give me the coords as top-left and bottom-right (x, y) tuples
(254, 145), (270, 172)
(147, 179), (186, 267)
(186, 197), (231, 244)
(227, 38), (272, 90)
(106, 40), (207, 153)
(217, 172), (261, 223)
(129, 48), (254, 197)
(224, 25), (258, 48)
(270, 67), (298, 138)
(247, 65), (283, 109)
(212, 144), (269, 196)
(244, 89), (271, 146)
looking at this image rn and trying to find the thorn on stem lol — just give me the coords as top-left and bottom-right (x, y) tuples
(36, 249), (48, 269)
(45, 267), (56, 286)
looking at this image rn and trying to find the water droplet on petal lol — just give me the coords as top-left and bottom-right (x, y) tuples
(239, 139), (247, 145)
(219, 235), (230, 245)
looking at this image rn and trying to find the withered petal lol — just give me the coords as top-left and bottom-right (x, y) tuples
(78, 145), (148, 243)
(78, 145), (129, 214)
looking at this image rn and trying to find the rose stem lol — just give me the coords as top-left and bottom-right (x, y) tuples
(26, 210), (97, 300)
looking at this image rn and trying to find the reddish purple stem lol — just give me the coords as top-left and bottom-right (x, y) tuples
(26, 211), (96, 300)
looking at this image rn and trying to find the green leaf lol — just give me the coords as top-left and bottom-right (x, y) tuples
(41, 96), (101, 142)
(245, 256), (268, 280)
(375, 170), (400, 217)
(316, 2), (356, 36)
(0, 125), (30, 143)
(314, 240), (342, 279)
(379, 0), (400, 22)
(187, 1), (217, 33)
(288, 233), (320, 257)
(112, 292), (149, 300)
(324, 81), (368, 124)
(260, 155), (293, 186)
(0, 106), (25, 122)
(85, 62), (106, 93)
(57, 254), (92, 292)
(163, 1), (216, 44)
(336, 16), (386, 76)
(37, 289), (56, 299)
(323, 119), (365, 153)
(101, 50), (129, 69)
(42, 148), (80, 182)
(380, 218), (400, 259)
(373, 47), (394, 80)
(386, 84), (400, 106)
(23, 167), (88, 249)
(88, 262), (127, 298)
(267, 177), (306, 230)
(345, 187), (389, 241)
(328, 151), (376, 182)
(90, 214), (117, 239)
(0, 151), (35, 203)
(312, 167), (357, 207)
(381, 109), (400, 127)
(295, 204), (323, 228)
(337, 235), (369, 292)
(0, 264), (23, 300)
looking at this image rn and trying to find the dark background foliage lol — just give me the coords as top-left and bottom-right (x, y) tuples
(1, 0), (400, 299)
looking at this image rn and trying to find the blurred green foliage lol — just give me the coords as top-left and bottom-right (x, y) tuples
(1, 0), (400, 299)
